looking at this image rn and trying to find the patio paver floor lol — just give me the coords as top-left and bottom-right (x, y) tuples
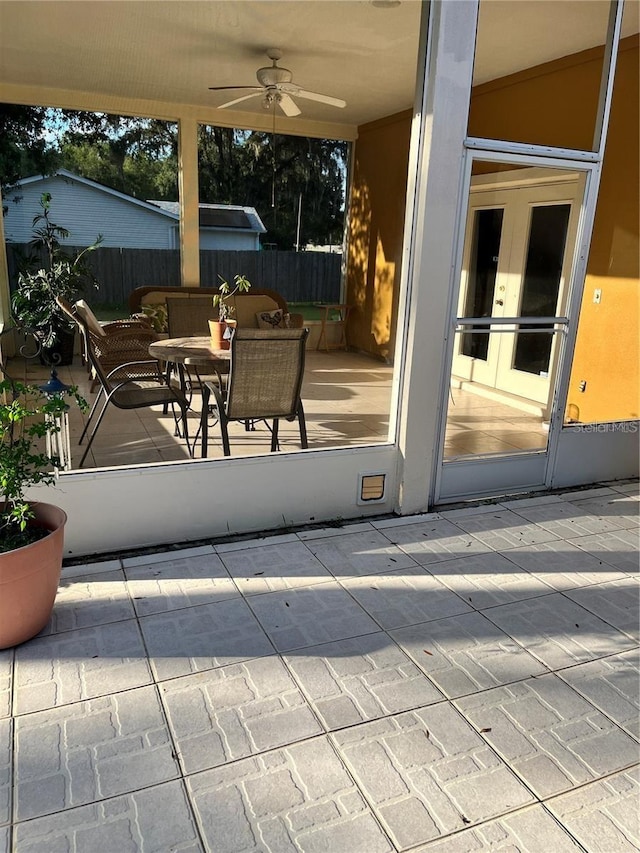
(3, 481), (639, 852)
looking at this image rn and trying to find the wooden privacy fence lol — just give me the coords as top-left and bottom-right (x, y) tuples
(6, 245), (342, 306)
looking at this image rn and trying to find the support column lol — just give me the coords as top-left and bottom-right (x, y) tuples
(178, 118), (200, 287)
(395, 0), (479, 514)
(0, 186), (16, 356)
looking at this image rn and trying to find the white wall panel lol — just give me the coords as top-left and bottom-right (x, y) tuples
(29, 445), (399, 558)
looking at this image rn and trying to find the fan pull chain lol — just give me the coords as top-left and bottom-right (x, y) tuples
(271, 103), (277, 208)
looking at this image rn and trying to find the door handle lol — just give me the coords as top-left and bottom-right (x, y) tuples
(495, 299), (504, 306)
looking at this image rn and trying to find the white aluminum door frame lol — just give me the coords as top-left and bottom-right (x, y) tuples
(435, 150), (601, 502)
(432, 0), (625, 504)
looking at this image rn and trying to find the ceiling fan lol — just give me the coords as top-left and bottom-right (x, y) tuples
(209, 49), (347, 117)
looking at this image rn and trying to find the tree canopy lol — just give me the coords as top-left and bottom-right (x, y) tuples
(0, 105), (348, 249)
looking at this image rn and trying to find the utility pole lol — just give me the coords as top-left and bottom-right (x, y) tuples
(295, 193), (302, 251)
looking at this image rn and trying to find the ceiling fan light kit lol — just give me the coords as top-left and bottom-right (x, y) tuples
(210, 48), (347, 116)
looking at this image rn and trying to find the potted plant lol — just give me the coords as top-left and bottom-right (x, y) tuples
(209, 273), (251, 349)
(0, 362), (87, 648)
(11, 192), (102, 366)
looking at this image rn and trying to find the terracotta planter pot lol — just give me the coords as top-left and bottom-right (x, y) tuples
(0, 502), (67, 649)
(208, 319), (231, 350)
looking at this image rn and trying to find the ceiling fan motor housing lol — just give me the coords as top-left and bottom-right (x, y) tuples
(256, 65), (293, 87)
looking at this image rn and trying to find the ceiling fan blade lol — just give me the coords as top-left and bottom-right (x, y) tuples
(216, 92), (263, 110)
(277, 93), (301, 117)
(208, 85), (262, 92)
(294, 89), (347, 109)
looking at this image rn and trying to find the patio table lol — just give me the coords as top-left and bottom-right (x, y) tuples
(149, 336), (231, 456)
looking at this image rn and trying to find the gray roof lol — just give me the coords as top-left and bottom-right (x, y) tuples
(148, 201), (266, 233)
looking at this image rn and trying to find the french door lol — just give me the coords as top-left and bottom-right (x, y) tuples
(453, 170), (584, 411)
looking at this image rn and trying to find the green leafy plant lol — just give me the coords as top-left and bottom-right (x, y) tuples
(11, 192), (102, 350)
(212, 274), (251, 322)
(0, 372), (87, 553)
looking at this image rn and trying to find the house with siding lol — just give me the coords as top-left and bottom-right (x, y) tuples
(3, 169), (266, 250)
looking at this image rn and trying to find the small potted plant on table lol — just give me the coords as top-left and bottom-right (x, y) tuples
(210, 273), (251, 349)
(0, 362), (87, 648)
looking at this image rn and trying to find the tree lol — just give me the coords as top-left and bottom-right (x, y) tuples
(1, 104), (348, 247)
(198, 127), (348, 248)
(0, 105), (59, 200)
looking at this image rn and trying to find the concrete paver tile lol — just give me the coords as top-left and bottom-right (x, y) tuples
(411, 804), (582, 851)
(546, 767), (640, 853)
(445, 510), (560, 550)
(0, 651), (10, 720)
(13, 620), (152, 715)
(568, 494), (639, 529)
(13, 685), (179, 821)
(482, 593), (636, 670)
(499, 540), (628, 591)
(564, 577), (640, 641)
(558, 650), (640, 740)
(13, 780), (203, 852)
(246, 581), (379, 652)
(122, 545), (215, 567)
(215, 533), (299, 552)
(219, 541), (333, 595)
(391, 611), (548, 699)
(340, 568), (473, 630)
(373, 512), (442, 529)
(608, 482), (640, 497)
(284, 633), (444, 730)
(139, 598), (275, 682)
(302, 529), (418, 577)
(509, 500), (630, 538)
(0, 826), (7, 853)
(43, 569), (135, 635)
(160, 657), (322, 774)
(186, 736), (394, 853)
(332, 705), (533, 850)
(124, 553), (239, 616)
(558, 488), (618, 502)
(377, 518), (491, 565)
(0, 718), (9, 827)
(295, 521), (376, 541)
(61, 558), (121, 579)
(456, 674), (639, 799)
(570, 529), (640, 574)
(424, 553), (553, 609)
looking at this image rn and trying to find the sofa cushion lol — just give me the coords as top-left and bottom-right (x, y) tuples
(230, 295), (280, 328)
(74, 299), (106, 338)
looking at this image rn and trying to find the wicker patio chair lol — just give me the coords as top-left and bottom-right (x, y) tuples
(71, 298), (158, 390)
(200, 327), (309, 456)
(56, 297), (192, 467)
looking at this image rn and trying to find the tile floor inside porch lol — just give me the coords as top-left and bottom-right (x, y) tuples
(2, 482), (639, 852)
(9, 350), (549, 468)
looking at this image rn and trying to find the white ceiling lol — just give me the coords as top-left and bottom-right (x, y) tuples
(0, 1), (637, 134)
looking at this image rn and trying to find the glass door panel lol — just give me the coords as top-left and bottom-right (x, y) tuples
(461, 207), (504, 360)
(513, 204), (571, 375)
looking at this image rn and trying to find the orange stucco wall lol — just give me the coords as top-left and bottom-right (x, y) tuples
(346, 36), (639, 422)
(471, 36), (639, 423)
(345, 111), (411, 360)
